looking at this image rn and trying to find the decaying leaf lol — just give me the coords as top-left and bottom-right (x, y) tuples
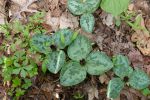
(87, 86), (99, 100)
(59, 12), (79, 29)
(131, 15), (150, 56)
(0, 0), (5, 25)
(131, 30), (150, 56)
(45, 11), (79, 31)
(99, 74), (109, 84)
(11, 0), (38, 19)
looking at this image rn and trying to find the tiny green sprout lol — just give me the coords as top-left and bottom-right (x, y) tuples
(73, 92), (84, 100)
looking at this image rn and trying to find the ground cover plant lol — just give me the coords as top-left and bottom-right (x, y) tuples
(0, 0), (150, 99)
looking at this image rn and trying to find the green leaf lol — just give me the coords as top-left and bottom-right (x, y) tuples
(15, 88), (25, 97)
(71, 31), (78, 41)
(30, 34), (52, 54)
(80, 13), (95, 33)
(4, 57), (13, 67)
(129, 69), (150, 90)
(67, 0), (100, 15)
(0, 57), (4, 64)
(12, 68), (21, 75)
(20, 69), (27, 78)
(2, 66), (13, 81)
(13, 50), (25, 60)
(24, 65), (34, 71)
(22, 79), (32, 89)
(60, 61), (87, 86)
(86, 51), (113, 75)
(42, 50), (66, 74)
(42, 63), (47, 73)
(142, 88), (150, 96)
(53, 28), (75, 49)
(12, 77), (21, 87)
(28, 67), (38, 77)
(100, 0), (130, 16)
(68, 35), (92, 61)
(107, 78), (124, 99)
(113, 55), (133, 79)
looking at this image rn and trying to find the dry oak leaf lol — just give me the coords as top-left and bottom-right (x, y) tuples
(11, 0), (38, 19)
(45, 11), (79, 31)
(131, 14), (150, 56)
(128, 49), (144, 68)
(131, 31), (150, 56)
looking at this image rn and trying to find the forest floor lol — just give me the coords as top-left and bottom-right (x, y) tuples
(0, 0), (150, 100)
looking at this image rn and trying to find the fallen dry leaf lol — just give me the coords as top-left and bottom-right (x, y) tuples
(128, 49), (144, 68)
(142, 65), (150, 75)
(131, 15), (150, 56)
(59, 12), (79, 29)
(11, 0), (27, 5)
(87, 86), (99, 100)
(134, 0), (150, 15)
(48, 0), (59, 11)
(100, 12), (114, 27)
(10, 0), (38, 19)
(0, 0), (5, 25)
(45, 11), (79, 31)
(99, 74), (109, 84)
(131, 30), (150, 56)
(45, 11), (60, 31)
(41, 83), (55, 92)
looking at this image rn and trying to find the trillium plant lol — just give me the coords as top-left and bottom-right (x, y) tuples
(67, 0), (131, 33)
(30, 28), (150, 99)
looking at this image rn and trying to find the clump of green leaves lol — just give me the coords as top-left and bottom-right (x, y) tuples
(1, 50), (38, 99)
(30, 28), (78, 73)
(60, 35), (113, 86)
(68, 0), (131, 32)
(0, 12), (46, 99)
(107, 55), (150, 99)
(30, 27), (150, 99)
(30, 30), (113, 86)
(67, 0), (100, 33)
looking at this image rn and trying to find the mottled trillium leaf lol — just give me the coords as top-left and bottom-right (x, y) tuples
(68, 35), (92, 61)
(86, 51), (113, 75)
(100, 0), (130, 16)
(107, 78), (124, 99)
(53, 28), (75, 49)
(113, 55), (133, 79)
(67, 0), (100, 15)
(42, 50), (66, 74)
(80, 13), (95, 33)
(129, 69), (150, 90)
(60, 61), (87, 86)
(30, 34), (51, 54)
